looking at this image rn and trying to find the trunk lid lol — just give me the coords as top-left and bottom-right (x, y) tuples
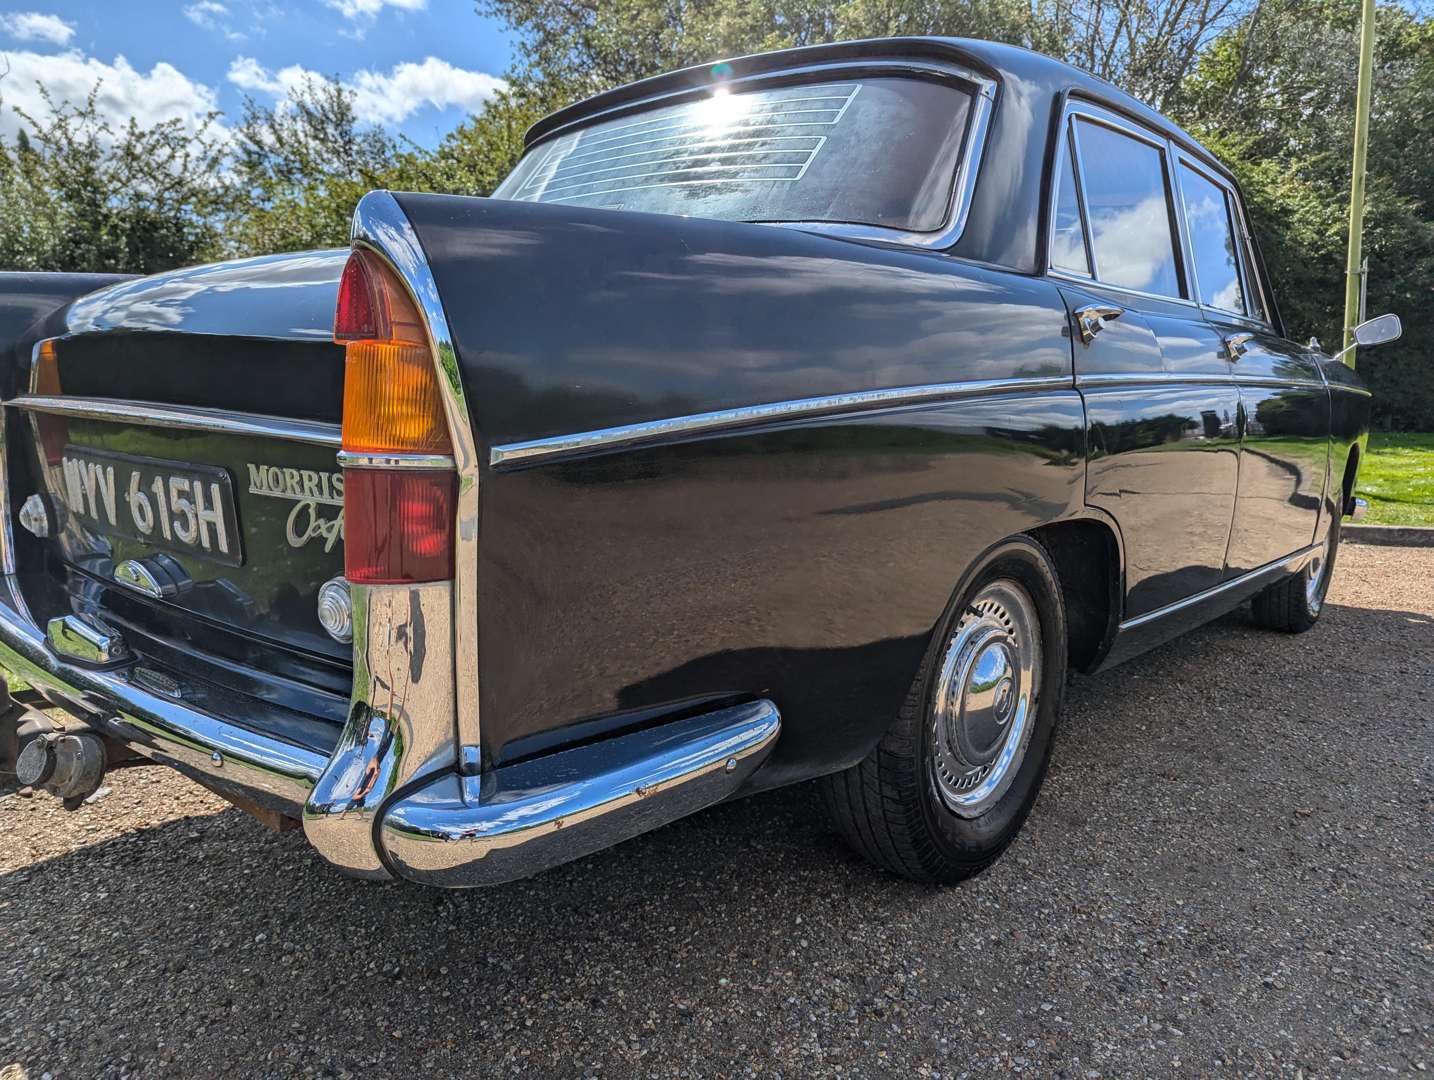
(10, 250), (352, 713)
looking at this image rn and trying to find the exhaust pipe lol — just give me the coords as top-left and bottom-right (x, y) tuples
(2, 697), (110, 809)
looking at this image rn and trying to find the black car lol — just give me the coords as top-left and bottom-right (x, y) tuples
(0, 37), (1397, 887)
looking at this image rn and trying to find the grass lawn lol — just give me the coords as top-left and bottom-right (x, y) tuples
(1356, 433), (1434, 526)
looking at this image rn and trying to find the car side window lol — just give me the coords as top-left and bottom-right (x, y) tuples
(1178, 163), (1246, 315)
(1072, 117), (1183, 299)
(1051, 130), (1091, 276)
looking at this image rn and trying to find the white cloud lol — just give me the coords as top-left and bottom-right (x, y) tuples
(228, 55), (505, 126)
(323, 0), (424, 35)
(183, 0), (245, 41)
(325, 0), (426, 18)
(0, 49), (222, 141)
(0, 11), (76, 46)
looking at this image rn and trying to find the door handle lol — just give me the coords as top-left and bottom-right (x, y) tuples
(1073, 303), (1124, 346)
(1224, 332), (1256, 360)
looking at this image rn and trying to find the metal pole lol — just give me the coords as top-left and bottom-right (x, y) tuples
(1341, 0), (1377, 367)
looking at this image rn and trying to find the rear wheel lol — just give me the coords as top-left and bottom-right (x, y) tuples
(820, 536), (1067, 884)
(1251, 517), (1340, 633)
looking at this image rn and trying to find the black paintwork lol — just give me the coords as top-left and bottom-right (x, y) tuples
(0, 38), (1370, 791)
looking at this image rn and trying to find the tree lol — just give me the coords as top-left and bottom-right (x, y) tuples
(0, 85), (229, 274)
(227, 75), (404, 255)
(1181, 0), (1434, 427)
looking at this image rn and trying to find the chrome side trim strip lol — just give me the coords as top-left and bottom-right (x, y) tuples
(6, 395), (342, 448)
(1118, 543), (1320, 632)
(379, 698), (781, 887)
(351, 191), (483, 772)
(1078, 372), (1329, 393)
(1327, 383), (1373, 398)
(1077, 372), (1235, 390)
(490, 375), (1074, 468)
(1230, 375), (1328, 392)
(334, 450), (457, 471)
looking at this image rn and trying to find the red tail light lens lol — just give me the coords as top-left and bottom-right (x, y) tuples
(343, 469), (455, 585)
(334, 251), (384, 342)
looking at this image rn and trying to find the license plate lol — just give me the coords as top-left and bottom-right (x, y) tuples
(60, 447), (244, 567)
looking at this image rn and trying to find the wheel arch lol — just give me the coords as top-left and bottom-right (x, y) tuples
(1027, 513), (1124, 674)
(1341, 442), (1362, 513)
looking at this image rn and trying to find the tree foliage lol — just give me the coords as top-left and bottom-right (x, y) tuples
(0, 86), (229, 274)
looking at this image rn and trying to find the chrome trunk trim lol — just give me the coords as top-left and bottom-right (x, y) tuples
(334, 450), (456, 471)
(5, 395), (342, 448)
(379, 699), (781, 887)
(350, 191), (483, 773)
(489, 375), (1074, 468)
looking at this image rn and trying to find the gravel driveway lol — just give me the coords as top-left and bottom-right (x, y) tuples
(2, 544), (1430, 1079)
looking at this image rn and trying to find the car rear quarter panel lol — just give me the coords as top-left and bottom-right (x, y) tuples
(399, 194), (1090, 784)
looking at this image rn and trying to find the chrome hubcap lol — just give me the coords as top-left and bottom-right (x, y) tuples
(930, 579), (1042, 818)
(1305, 535), (1330, 612)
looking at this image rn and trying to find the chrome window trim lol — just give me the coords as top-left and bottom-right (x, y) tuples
(1047, 124), (1094, 278)
(1170, 151), (1272, 327)
(1048, 101), (1191, 304)
(516, 58), (997, 254)
(490, 375), (1074, 468)
(350, 190), (483, 774)
(1047, 268), (1202, 311)
(334, 450), (457, 471)
(6, 395), (342, 448)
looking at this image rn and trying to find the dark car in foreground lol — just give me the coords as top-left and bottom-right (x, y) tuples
(0, 37), (1397, 887)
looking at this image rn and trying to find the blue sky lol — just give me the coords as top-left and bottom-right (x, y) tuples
(0, 1), (519, 146)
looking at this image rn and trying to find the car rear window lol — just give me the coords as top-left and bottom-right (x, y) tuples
(493, 78), (974, 233)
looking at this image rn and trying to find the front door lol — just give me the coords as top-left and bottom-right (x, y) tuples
(1169, 155), (1328, 577)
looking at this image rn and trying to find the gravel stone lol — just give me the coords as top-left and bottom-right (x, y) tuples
(1, 544), (1430, 1078)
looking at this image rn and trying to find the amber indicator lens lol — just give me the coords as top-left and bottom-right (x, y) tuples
(33, 339), (67, 465)
(336, 249), (452, 456)
(343, 468), (455, 585)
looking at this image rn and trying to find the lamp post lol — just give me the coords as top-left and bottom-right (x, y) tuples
(1341, 0), (1377, 367)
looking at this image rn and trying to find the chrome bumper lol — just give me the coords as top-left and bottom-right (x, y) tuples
(0, 577), (327, 812)
(0, 575), (780, 887)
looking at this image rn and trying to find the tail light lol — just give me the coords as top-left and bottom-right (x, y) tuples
(335, 249), (455, 585)
(33, 339), (67, 465)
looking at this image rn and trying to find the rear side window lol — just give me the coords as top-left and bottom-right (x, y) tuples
(1072, 118), (1183, 299)
(1178, 163), (1247, 314)
(1050, 130), (1090, 275)
(494, 78), (973, 233)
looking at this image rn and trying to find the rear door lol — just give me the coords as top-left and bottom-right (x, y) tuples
(1050, 105), (1241, 618)
(1169, 156), (1328, 576)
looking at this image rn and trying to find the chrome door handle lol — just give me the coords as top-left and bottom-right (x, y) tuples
(1073, 304), (1124, 346)
(1224, 332), (1256, 360)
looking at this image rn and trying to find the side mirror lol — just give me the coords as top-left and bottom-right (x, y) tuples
(1354, 313), (1401, 347)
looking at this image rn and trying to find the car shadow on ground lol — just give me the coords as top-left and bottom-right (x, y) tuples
(3, 595), (1431, 1076)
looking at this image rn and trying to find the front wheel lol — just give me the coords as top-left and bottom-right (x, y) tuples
(1251, 517), (1340, 633)
(819, 536), (1067, 884)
